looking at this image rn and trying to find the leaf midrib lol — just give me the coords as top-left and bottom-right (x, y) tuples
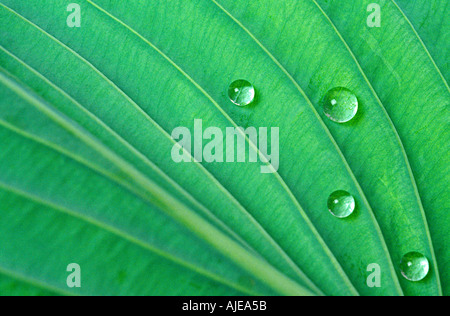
(0, 46), (262, 263)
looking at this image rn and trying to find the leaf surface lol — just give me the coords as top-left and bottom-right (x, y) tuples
(0, 0), (447, 296)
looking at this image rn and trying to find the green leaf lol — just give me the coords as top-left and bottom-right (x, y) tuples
(0, 0), (447, 296)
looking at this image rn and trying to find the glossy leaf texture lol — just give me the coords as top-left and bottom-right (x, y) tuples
(0, 0), (448, 296)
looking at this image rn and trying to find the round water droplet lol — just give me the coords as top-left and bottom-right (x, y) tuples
(322, 87), (358, 123)
(228, 80), (255, 106)
(400, 252), (429, 282)
(327, 190), (355, 218)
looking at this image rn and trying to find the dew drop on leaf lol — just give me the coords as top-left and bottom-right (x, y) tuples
(400, 252), (430, 282)
(327, 190), (355, 218)
(322, 87), (358, 123)
(228, 79), (255, 106)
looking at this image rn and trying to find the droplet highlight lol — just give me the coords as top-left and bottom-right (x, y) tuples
(327, 190), (355, 218)
(322, 87), (358, 123)
(228, 79), (255, 106)
(400, 252), (429, 282)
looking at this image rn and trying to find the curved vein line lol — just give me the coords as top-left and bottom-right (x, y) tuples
(0, 266), (75, 296)
(0, 177), (259, 296)
(210, 0), (402, 295)
(0, 32), (321, 294)
(0, 70), (313, 297)
(85, 0), (355, 295)
(391, 0), (449, 92)
(311, 0), (442, 296)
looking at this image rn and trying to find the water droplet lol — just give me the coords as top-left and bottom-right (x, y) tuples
(322, 87), (358, 123)
(400, 252), (429, 282)
(327, 190), (355, 218)
(228, 80), (255, 106)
